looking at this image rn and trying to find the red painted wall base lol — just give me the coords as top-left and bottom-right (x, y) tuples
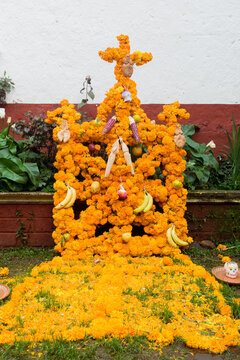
(0, 199), (238, 248)
(0, 204), (54, 247)
(2, 103), (240, 156)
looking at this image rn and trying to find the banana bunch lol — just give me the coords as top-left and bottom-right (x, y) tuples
(134, 190), (153, 214)
(55, 184), (77, 210)
(166, 224), (188, 248)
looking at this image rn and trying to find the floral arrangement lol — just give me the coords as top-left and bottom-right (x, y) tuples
(0, 35), (239, 355)
(45, 35), (192, 259)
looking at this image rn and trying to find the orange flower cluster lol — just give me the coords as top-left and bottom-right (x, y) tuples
(217, 244), (232, 263)
(0, 267), (9, 277)
(45, 35), (193, 258)
(0, 255), (239, 353)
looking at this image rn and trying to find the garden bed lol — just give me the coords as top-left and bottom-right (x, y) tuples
(0, 191), (239, 247)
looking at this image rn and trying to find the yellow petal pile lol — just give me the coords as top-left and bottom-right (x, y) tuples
(0, 255), (239, 353)
(0, 267), (9, 277)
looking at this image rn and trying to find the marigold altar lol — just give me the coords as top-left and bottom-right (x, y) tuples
(0, 35), (239, 354)
(46, 34), (192, 258)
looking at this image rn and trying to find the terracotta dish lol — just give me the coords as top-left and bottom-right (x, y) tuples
(0, 284), (10, 300)
(212, 267), (240, 284)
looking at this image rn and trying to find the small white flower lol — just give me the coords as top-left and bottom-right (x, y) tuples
(0, 108), (5, 119)
(207, 140), (216, 149)
(7, 117), (11, 124)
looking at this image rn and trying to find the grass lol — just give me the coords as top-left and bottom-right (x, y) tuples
(183, 241), (240, 272)
(0, 246), (56, 278)
(0, 337), (239, 360)
(0, 244), (239, 359)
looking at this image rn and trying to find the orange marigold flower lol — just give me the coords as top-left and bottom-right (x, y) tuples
(162, 257), (173, 266)
(60, 99), (69, 106)
(221, 256), (231, 263)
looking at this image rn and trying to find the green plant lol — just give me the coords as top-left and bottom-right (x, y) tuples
(182, 124), (219, 189)
(0, 119), (41, 191)
(15, 210), (34, 245)
(12, 112), (56, 191)
(206, 154), (234, 190)
(151, 303), (174, 323)
(0, 71), (15, 103)
(224, 114), (240, 189)
(14, 112), (56, 165)
(35, 290), (63, 311)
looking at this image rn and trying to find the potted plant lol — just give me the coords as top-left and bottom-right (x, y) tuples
(0, 71), (15, 104)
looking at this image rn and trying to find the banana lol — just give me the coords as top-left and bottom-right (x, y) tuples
(65, 186), (76, 208)
(171, 224), (188, 247)
(55, 184), (76, 210)
(134, 191), (149, 213)
(166, 227), (178, 248)
(143, 193), (153, 213)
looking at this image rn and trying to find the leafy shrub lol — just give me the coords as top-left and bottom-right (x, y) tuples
(182, 124), (219, 189)
(0, 71), (15, 104)
(13, 112), (56, 191)
(0, 120), (41, 191)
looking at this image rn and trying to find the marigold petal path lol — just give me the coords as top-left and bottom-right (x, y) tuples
(0, 255), (239, 353)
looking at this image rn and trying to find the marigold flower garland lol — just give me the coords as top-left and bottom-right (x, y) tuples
(45, 35), (192, 258)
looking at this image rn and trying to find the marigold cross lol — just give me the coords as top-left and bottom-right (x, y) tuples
(98, 35), (152, 82)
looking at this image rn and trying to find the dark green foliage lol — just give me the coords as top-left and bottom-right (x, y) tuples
(10, 112), (56, 191)
(224, 114), (240, 188)
(181, 124), (219, 189)
(0, 121), (41, 191)
(0, 71), (15, 94)
(182, 120), (240, 190)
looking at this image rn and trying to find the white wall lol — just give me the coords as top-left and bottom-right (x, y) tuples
(1, 0), (240, 104)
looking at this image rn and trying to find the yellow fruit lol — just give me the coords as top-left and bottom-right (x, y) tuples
(133, 114), (141, 123)
(166, 227), (178, 248)
(55, 185), (73, 210)
(93, 118), (101, 127)
(171, 225), (188, 246)
(134, 192), (149, 214)
(132, 145), (142, 157)
(122, 232), (132, 242)
(91, 181), (101, 193)
(172, 180), (182, 189)
(143, 193), (153, 213)
(65, 187), (76, 208)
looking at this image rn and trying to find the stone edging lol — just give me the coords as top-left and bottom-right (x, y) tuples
(0, 190), (240, 204)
